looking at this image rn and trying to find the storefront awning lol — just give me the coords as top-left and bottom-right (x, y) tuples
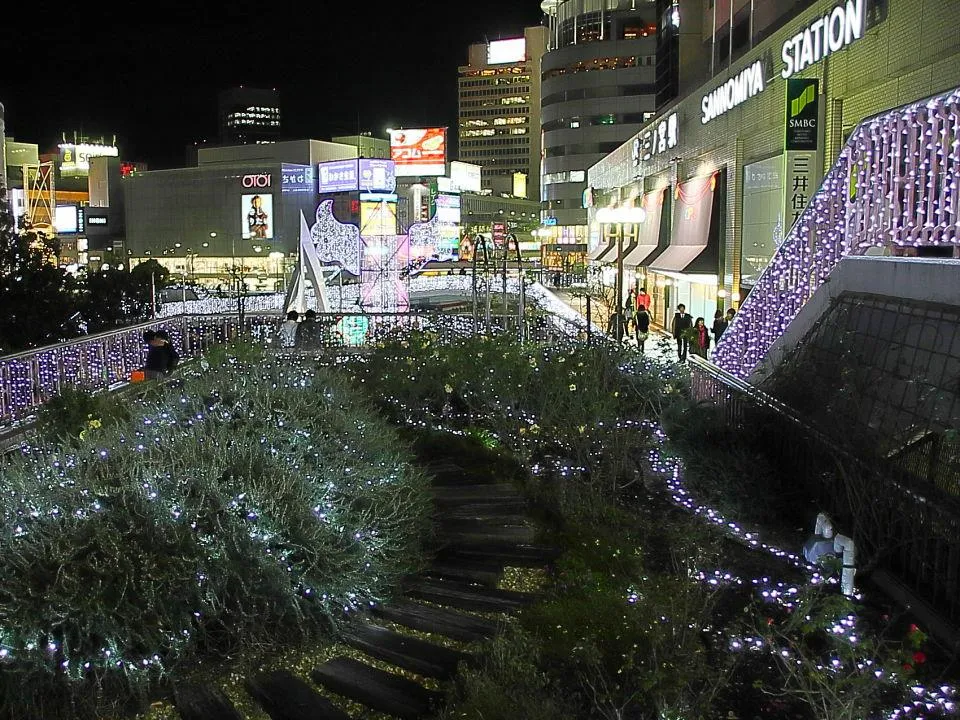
(648, 173), (722, 275)
(592, 240), (617, 262)
(622, 243), (659, 267)
(647, 244), (709, 272)
(588, 239), (615, 261)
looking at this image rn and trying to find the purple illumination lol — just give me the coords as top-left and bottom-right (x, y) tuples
(714, 88), (960, 378)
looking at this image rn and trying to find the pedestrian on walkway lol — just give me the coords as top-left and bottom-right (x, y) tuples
(279, 311), (299, 348)
(672, 304), (693, 361)
(607, 306), (628, 343)
(691, 317), (711, 358)
(295, 309), (323, 350)
(634, 305), (650, 353)
(712, 309), (729, 345)
(636, 286), (652, 313)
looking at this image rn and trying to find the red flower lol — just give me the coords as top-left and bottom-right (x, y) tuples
(913, 651), (927, 665)
(909, 623), (920, 634)
(902, 663), (914, 672)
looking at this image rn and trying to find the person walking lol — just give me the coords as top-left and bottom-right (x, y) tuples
(690, 317), (711, 358)
(672, 304), (693, 361)
(279, 311), (299, 348)
(634, 305), (650, 353)
(607, 305), (628, 343)
(295, 309), (322, 350)
(712, 309), (729, 346)
(636, 286), (653, 314)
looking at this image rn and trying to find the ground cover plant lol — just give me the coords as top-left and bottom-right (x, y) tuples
(0, 345), (430, 719)
(344, 332), (960, 719)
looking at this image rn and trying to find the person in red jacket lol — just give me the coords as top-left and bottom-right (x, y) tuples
(636, 286), (652, 312)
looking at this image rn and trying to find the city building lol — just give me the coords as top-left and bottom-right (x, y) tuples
(587, 0), (960, 325)
(538, 0), (666, 244)
(458, 26), (548, 200)
(332, 134), (390, 159)
(0, 100), (6, 193)
(218, 87), (281, 145)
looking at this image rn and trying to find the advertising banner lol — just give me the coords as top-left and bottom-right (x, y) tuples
(318, 159), (359, 193)
(492, 221), (507, 248)
(389, 128), (447, 176)
(449, 161), (481, 192)
(242, 193), (274, 239)
(359, 159), (397, 192)
(435, 193), (461, 224)
(281, 163), (315, 193)
(58, 143), (118, 177)
(785, 78), (819, 151)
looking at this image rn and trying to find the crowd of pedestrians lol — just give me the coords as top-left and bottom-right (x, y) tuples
(603, 287), (737, 364)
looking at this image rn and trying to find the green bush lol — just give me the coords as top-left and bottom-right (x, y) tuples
(346, 332), (686, 514)
(0, 350), (430, 719)
(35, 384), (130, 445)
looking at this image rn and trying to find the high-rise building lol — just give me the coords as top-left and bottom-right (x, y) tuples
(458, 26), (548, 201)
(218, 87), (281, 145)
(539, 0), (665, 241)
(0, 100), (6, 194)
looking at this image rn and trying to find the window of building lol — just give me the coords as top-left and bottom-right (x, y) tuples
(741, 155), (784, 286)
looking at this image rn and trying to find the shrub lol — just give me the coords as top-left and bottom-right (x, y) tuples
(0, 350), (430, 719)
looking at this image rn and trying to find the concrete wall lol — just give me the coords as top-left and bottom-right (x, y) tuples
(752, 256), (960, 383)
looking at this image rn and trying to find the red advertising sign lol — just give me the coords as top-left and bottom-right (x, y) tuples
(389, 128), (447, 177)
(492, 221), (507, 248)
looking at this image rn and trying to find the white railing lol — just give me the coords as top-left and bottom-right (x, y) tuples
(714, 87), (960, 379)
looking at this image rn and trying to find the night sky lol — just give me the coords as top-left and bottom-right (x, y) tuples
(0, 1), (544, 169)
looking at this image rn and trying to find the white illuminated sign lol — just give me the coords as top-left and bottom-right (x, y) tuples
(241, 173), (272, 188)
(487, 38), (526, 65)
(87, 215), (108, 226)
(781, 0), (865, 79)
(701, 61), (766, 124)
(632, 113), (679, 166)
(58, 143), (118, 175)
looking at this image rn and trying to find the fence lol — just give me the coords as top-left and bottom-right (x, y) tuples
(0, 305), (594, 429)
(689, 355), (960, 635)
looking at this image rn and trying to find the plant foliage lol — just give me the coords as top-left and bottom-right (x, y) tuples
(0, 348), (430, 719)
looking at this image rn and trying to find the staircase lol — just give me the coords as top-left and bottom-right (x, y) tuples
(714, 85), (960, 380)
(172, 448), (557, 720)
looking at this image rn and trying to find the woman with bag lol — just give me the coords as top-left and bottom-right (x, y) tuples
(634, 305), (650, 353)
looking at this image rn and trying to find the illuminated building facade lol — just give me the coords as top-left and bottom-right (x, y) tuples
(539, 0), (669, 242)
(458, 27), (548, 201)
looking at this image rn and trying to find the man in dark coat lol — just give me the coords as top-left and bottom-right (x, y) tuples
(143, 330), (179, 379)
(672, 304), (693, 362)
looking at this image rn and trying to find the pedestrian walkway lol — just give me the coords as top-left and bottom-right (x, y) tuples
(549, 288), (676, 362)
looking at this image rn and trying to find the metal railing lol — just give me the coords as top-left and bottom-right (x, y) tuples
(0, 305), (595, 428)
(689, 355), (960, 632)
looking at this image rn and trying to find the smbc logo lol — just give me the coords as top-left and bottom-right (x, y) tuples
(791, 83), (817, 118)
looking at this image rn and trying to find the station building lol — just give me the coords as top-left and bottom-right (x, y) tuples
(587, 0), (960, 325)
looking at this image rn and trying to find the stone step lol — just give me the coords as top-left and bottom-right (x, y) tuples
(341, 623), (471, 679)
(436, 514), (532, 529)
(174, 683), (244, 720)
(437, 542), (560, 568)
(372, 599), (499, 643)
(404, 577), (537, 613)
(436, 524), (538, 546)
(434, 499), (530, 519)
(311, 657), (441, 720)
(246, 669), (351, 720)
(430, 484), (521, 505)
(422, 558), (504, 587)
